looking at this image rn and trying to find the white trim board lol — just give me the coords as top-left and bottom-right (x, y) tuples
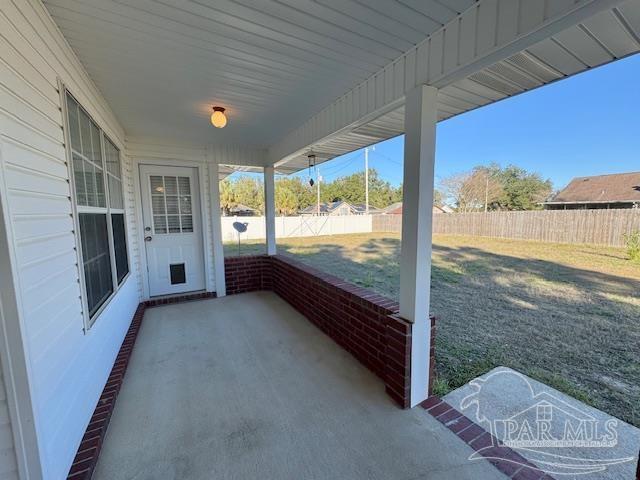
(0, 140), (44, 480)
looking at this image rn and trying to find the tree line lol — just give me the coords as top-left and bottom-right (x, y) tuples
(219, 163), (553, 215)
(220, 168), (402, 215)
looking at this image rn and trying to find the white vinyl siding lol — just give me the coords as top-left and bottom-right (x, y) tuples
(0, 1), (140, 478)
(0, 357), (18, 480)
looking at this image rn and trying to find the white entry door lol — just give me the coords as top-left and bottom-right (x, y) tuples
(140, 165), (205, 296)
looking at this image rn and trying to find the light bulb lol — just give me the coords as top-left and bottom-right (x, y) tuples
(211, 107), (227, 128)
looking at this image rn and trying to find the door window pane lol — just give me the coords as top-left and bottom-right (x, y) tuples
(178, 176), (191, 195)
(181, 215), (193, 232)
(150, 175), (194, 233)
(180, 195), (192, 214)
(164, 176), (178, 195)
(167, 215), (181, 233)
(166, 195), (179, 215)
(154, 215), (167, 234)
(152, 195), (165, 215)
(150, 176), (164, 194)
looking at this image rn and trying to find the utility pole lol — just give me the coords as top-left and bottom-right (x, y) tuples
(484, 173), (489, 213)
(365, 147), (369, 214)
(316, 166), (321, 216)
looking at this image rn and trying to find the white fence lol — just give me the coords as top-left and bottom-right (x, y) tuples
(221, 214), (373, 242)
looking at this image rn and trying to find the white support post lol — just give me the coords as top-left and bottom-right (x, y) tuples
(208, 157), (226, 297)
(399, 84), (438, 407)
(264, 166), (276, 255)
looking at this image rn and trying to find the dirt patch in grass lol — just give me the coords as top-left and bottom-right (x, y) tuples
(225, 233), (640, 427)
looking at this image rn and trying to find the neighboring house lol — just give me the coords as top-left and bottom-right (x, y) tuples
(382, 202), (452, 215)
(300, 201), (358, 216)
(382, 202), (403, 215)
(228, 203), (259, 216)
(433, 204), (454, 214)
(352, 203), (382, 214)
(544, 172), (640, 210)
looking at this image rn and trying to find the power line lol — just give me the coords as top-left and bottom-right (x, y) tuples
(319, 152), (364, 177)
(371, 150), (403, 167)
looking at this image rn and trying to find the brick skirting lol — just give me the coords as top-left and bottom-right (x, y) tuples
(143, 291), (216, 308)
(67, 304), (146, 479)
(422, 396), (555, 480)
(67, 291), (217, 479)
(225, 254), (436, 409)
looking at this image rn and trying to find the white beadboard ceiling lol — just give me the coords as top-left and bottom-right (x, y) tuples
(44, 0), (640, 173)
(43, 0), (472, 147)
(281, 1), (640, 172)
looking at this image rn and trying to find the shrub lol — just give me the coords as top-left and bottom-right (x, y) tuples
(624, 230), (640, 262)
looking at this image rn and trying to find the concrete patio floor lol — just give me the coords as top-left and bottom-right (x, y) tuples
(93, 291), (504, 480)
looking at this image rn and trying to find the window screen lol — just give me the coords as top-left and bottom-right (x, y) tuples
(65, 91), (129, 325)
(79, 214), (113, 316)
(112, 214), (129, 283)
(104, 137), (124, 209)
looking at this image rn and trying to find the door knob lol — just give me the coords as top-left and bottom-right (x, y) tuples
(144, 236), (152, 242)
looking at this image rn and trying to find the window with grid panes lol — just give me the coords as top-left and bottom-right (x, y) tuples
(65, 92), (129, 323)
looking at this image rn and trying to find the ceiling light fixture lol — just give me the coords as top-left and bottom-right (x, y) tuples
(211, 106), (227, 128)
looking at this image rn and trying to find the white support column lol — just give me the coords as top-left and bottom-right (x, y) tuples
(399, 84), (438, 407)
(208, 157), (226, 297)
(264, 166), (276, 255)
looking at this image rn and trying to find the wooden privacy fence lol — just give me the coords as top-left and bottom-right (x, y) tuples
(372, 209), (640, 247)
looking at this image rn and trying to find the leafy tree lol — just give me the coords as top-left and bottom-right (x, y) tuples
(493, 165), (553, 211)
(233, 176), (264, 213)
(320, 169), (402, 209)
(440, 169), (501, 213)
(440, 164), (552, 212)
(433, 189), (444, 207)
(275, 177), (314, 215)
(223, 169), (405, 216)
(219, 179), (236, 216)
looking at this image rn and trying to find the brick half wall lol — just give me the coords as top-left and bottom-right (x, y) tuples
(224, 254), (436, 408)
(224, 255), (273, 294)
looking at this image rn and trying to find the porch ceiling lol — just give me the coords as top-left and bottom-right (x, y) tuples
(44, 0), (640, 174)
(43, 0), (471, 147)
(280, 2), (640, 172)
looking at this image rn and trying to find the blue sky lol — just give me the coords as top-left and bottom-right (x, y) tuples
(287, 52), (640, 192)
(229, 54), (640, 191)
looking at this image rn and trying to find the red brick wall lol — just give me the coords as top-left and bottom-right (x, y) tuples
(224, 255), (272, 295)
(224, 254), (436, 408)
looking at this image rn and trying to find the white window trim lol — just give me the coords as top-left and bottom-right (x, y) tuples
(58, 80), (130, 332)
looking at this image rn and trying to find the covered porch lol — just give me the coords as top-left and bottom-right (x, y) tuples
(91, 291), (501, 480)
(1, 0), (640, 479)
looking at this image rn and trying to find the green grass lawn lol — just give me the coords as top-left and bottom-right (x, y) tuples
(225, 233), (640, 427)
